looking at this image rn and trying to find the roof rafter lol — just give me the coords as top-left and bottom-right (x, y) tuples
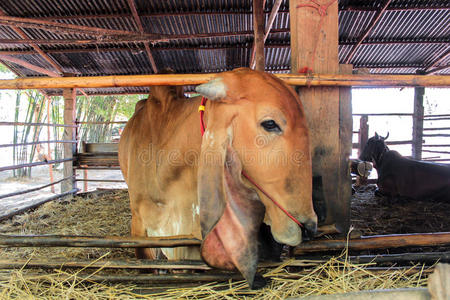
(126, 0), (158, 73)
(0, 54), (60, 77)
(0, 10), (64, 75)
(425, 48), (450, 74)
(344, 0), (393, 64)
(33, 5), (449, 21)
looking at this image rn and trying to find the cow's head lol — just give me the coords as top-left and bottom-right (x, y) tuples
(359, 132), (390, 168)
(195, 68), (317, 288)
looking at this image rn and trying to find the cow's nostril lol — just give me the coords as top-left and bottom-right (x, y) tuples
(301, 219), (317, 241)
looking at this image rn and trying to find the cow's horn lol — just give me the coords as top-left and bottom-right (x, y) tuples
(374, 132), (380, 139)
(195, 77), (227, 100)
(383, 132), (389, 140)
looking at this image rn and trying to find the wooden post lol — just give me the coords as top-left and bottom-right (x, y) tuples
(413, 75), (425, 160)
(289, 1), (345, 229)
(61, 88), (76, 193)
(338, 64), (353, 232)
(251, 0), (265, 71)
(358, 114), (369, 157)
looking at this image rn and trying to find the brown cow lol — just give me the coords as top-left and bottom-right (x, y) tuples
(119, 68), (317, 288)
(360, 132), (450, 201)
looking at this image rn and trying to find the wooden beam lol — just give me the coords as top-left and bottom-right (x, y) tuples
(0, 54), (60, 77)
(0, 234), (201, 248)
(344, 0), (393, 64)
(0, 15), (151, 38)
(337, 64), (353, 232)
(0, 38), (448, 56)
(250, 0), (265, 70)
(34, 5), (450, 21)
(0, 9), (63, 75)
(126, 0), (158, 73)
(263, 0), (283, 42)
(294, 232), (450, 254)
(0, 73), (449, 90)
(425, 49), (450, 74)
(62, 88), (76, 193)
(0, 30), (282, 45)
(290, 0), (341, 227)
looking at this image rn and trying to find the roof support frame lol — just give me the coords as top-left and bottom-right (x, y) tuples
(344, 0), (393, 64)
(126, 0), (158, 73)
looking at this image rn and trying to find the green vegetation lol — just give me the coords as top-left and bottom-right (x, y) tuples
(11, 91), (144, 178)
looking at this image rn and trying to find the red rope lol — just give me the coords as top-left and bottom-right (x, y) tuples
(199, 97), (303, 228)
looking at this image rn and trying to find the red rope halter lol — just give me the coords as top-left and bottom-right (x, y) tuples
(199, 97), (304, 228)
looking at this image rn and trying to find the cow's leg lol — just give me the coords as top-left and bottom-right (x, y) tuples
(131, 212), (163, 259)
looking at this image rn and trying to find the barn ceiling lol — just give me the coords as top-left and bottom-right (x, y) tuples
(0, 0), (448, 95)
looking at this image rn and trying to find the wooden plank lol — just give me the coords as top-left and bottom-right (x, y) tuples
(358, 115), (369, 156)
(412, 83), (425, 159)
(84, 143), (119, 153)
(62, 88), (76, 193)
(76, 153), (119, 167)
(337, 64), (353, 232)
(294, 232), (450, 254)
(290, 0), (340, 226)
(0, 73), (449, 90)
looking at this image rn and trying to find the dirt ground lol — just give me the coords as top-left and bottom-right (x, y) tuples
(351, 184), (450, 236)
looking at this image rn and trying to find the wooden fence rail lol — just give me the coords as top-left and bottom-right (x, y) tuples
(0, 234), (202, 248)
(0, 73), (449, 90)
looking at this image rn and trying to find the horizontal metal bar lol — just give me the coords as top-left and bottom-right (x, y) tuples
(422, 144), (450, 147)
(424, 114), (450, 118)
(0, 140), (77, 148)
(0, 158), (74, 172)
(423, 117), (450, 121)
(0, 234), (202, 248)
(423, 134), (450, 137)
(422, 149), (450, 154)
(75, 179), (125, 183)
(76, 121), (128, 125)
(0, 121), (76, 127)
(75, 166), (121, 170)
(386, 140), (413, 145)
(0, 176), (74, 200)
(423, 127), (450, 131)
(0, 189), (78, 222)
(352, 113), (413, 116)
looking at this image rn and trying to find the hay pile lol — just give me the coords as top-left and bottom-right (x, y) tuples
(0, 189), (134, 260)
(0, 189), (434, 299)
(0, 254), (429, 299)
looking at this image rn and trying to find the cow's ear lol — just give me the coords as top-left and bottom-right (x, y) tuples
(197, 122), (265, 289)
(195, 77), (227, 100)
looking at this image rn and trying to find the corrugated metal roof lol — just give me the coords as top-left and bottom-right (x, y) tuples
(0, 0), (448, 95)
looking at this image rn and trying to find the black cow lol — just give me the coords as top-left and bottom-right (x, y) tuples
(359, 132), (450, 201)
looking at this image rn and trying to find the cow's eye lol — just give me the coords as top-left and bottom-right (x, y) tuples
(261, 120), (281, 133)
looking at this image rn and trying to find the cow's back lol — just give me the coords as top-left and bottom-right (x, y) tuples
(119, 92), (204, 259)
(378, 151), (450, 200)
